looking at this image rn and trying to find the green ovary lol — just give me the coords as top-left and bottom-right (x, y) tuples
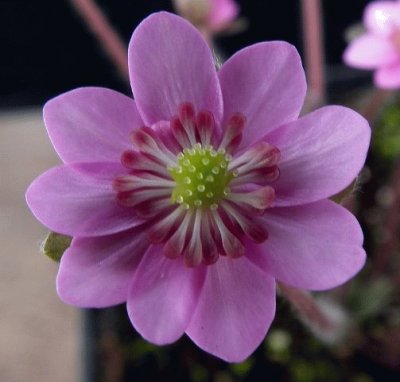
(168, 143), (235, 209)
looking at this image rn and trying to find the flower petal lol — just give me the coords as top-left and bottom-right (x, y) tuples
(364, 1), (400, 35)
(127, 246), (205, 344)
(26, 162), (141, 237)
(218, 41), (306, 149)
(374, 60), (400, 88)
(129, 12), (223, 125)
(44, 87), (143, 163)
(208, 0), (239, 29)
(57, 228), (149, 307)
(186, 256), (276, 362)
(266, 106), (370, 206)
(252, 200), (366, 291)
(343, 34), (398, 69)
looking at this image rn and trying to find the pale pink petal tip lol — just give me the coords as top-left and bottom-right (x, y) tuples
(208, 0), (240, 29)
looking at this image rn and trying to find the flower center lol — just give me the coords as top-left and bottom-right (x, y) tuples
(168, 143), (234, 209)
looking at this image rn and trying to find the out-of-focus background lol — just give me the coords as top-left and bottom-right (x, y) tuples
(3, 1), (400, 381)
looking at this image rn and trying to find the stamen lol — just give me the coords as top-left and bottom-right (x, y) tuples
(178, 102), (197, 146)
(121, 150), (169, 177)
(147, 206), (185, 243)
(131, 127), (177, 167)
(221, 201), (269, 243)
(116, 188), (171, 207)
(219, 113), (245, 152)
(196, 110), (214, 146)
(163, 210), (193, 259)
(184, 209), (203, 267)
(211, 210), (245, 259)
(227, 186), (275, 211)
(171, 115), (191, 149)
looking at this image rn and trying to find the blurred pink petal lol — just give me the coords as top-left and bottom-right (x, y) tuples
(344, 0), (400, 88)
(207, 0), (239, 29)
(344, 33), (398, 68)
(375, 58), (400, 87)
(364, 1), (400, 34)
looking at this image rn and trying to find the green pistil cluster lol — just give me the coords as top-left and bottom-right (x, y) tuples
(168, 143), (235, 209)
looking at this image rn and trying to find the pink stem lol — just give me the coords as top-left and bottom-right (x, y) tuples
(362, 89), (393, 123)
(70, 0), (129, 83)
(300, 0), (326, 111)
(278, 283), (334, 332)
(373, 159), (400, 275)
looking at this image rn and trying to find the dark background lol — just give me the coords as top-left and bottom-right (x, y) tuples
(0, 0), (370, 109)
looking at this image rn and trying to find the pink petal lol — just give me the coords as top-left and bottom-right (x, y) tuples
(57, 228), (149, 307)
(266, 106), (370, 207)
(252, 200), (366, 291)
(208, 0), (239, 29)
(218, 41), (306, 149)
(364, 1), (400, 35)
(127, 246), (205, 344)
(186, 256), (276, 362)
(343, 34), (398, 69)
(44, 87), (143, 163)
(128, 12), (223, 126)
(374, 60), (400, 88)
(26, 163), (141, 237)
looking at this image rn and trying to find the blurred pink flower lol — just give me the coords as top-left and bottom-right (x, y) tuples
(173, 0), (239, 32)
(344, 0), (400, 88)
(26, 12), (370, 362)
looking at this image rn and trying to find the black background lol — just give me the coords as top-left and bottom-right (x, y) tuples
(0, 0), (369, 108)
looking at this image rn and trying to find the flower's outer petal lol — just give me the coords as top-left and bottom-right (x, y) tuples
(44, 87), (143, 164)
(266, 106), (370, 207)
(208, 0), (239, 29)
(186, 256), (276, 362)
(57, 227), (149, 307)
(129, 12), (223, 126)
(374, 60), (400, 88)
(26, 162), (141, 237)
(252, 200), (366, 291)
(127, 246), (205, 345)
(218, 41), (306, 149)
(343, 34), (398, 69)
(364, 1), (400, 35)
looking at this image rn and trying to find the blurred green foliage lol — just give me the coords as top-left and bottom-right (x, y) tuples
(373, 101), (400, 160)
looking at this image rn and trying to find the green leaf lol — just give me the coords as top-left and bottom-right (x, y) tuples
(330, 179), (357, 204)
(41, 232), (72, 262)
(374, 102), (400, 160)
(350, 277), (394, 321)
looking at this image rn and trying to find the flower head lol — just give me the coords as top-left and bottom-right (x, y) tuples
(173, 0), (239, 32)
(344, 0), (400, 88)
(26, 12), (370, 362)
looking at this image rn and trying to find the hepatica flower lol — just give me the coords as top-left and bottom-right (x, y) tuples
(27, 12), (370, 362)
(344, 0), (400, 88)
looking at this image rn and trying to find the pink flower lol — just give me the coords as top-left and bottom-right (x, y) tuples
(344, 0), (400, 88)
(26, 12), (370, 362)
(173, 0), (239, 32)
